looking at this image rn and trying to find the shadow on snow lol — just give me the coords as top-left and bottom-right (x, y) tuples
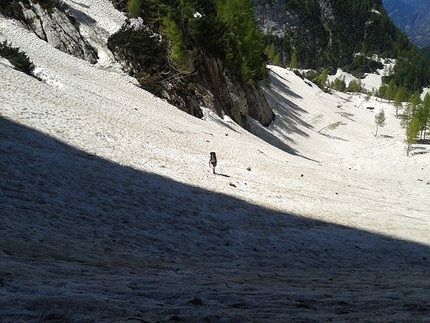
(1, 118), (429, 322)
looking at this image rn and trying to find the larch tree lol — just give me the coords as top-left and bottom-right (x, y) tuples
(393, 86), (407, 118)
(374, 109), (386, 137)
(405, 116), (420, 156)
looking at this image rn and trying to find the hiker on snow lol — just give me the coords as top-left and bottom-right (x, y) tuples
(209, 152), (217, 174)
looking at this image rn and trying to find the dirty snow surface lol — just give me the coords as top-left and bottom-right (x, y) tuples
(1, 1), (429, 322)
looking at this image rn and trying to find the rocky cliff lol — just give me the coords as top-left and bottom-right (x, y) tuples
(145, 51), (274, 130)
(194, 53), (274, 129)
(2, 0), (274, 131)
(254, 0), (300, 36)
(7, 1), (98, 64)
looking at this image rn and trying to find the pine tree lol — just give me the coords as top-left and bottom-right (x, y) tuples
(215, 0), (266, 84)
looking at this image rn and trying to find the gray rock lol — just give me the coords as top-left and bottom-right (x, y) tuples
(20, 2), (97, 63)
(195, 54), (274, 130)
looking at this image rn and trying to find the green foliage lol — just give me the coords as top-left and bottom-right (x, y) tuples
(393, 86), (407, 117)
(331, 77), (346, 92)
(347, 79), (364, 93)
(344, 55), (383, 78)
(265, 43), (282, 66)
(422, 47), (430, 61)
(390, 47), (430, 94)
(405, 116), (420, 156)
(409, 91), (421, 107)
(107, 24), (168, 95)
(328, 121), (344, 130)
(265, 0), (430, 93)
(161, 17), (193, 74)
(109, 0), (267, 87)
(289, 50), (298, 69)
(385, 79), (396, 102)
(215, 0), (267, 84)
(127, 0), (141, 17)
(306, 68), (329, 90)
(417, 93), (430, 140)
(0, 41), (35, 75)
(272, 53), (282, 67)
(318, 68), (329, 87)
(374, 109), (386, 137)
(401, 92), (430, 154)
(377, 83), (387, 99)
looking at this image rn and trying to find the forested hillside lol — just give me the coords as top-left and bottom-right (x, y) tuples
(109, 0), (430, 101)
(258, 0), (430, 96)
(109, 0), (267, 87)
(107, 0), (274, 129)
(2, 0), (428, 128)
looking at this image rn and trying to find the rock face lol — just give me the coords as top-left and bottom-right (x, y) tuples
(19, 1), (98, 63)
(5, 1), (274, 130)
(254, 0), (300, 36)
(195, 54), (274, 130)
(157, 53), (274, 130)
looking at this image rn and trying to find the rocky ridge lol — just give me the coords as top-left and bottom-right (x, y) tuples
(15, 1), (98, 63)
(2, 0), (274, 131)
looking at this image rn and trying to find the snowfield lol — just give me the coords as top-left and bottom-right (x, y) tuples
(1, 1), (429, 322)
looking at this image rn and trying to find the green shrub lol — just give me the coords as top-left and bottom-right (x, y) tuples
(347, 79), (364, 93)
(108, 25), (168, 95)
(0, 41), (35, 75)
(331, 77), (346, 92)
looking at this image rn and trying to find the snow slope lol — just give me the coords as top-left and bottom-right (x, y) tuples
(1, 1), (429, 322)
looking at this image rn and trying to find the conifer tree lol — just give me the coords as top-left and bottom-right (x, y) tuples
(215, 0), (266, 84)
(161, 17), (192, 74)
(318, 68), (329, 89)
(417, 93), (430, 141)
(332, 77), (346, 92)
(385, 79), (396, 103)
(290, 50), (298, 69)
(265, 43), (282, 66)
(127, 0), (141, 17)
(374, 109), (386, 137)
(393, 87), (407, 118)
(401, 92), (424, 155)
(405, 116), (420, 156)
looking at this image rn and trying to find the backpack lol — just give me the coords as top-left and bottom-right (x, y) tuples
(210, 152), (217, 164)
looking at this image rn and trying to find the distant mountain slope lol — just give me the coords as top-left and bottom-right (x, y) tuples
(255, 0), (430, 93)
(382, 0), (430, 48)
(256, 0), (406, 70)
